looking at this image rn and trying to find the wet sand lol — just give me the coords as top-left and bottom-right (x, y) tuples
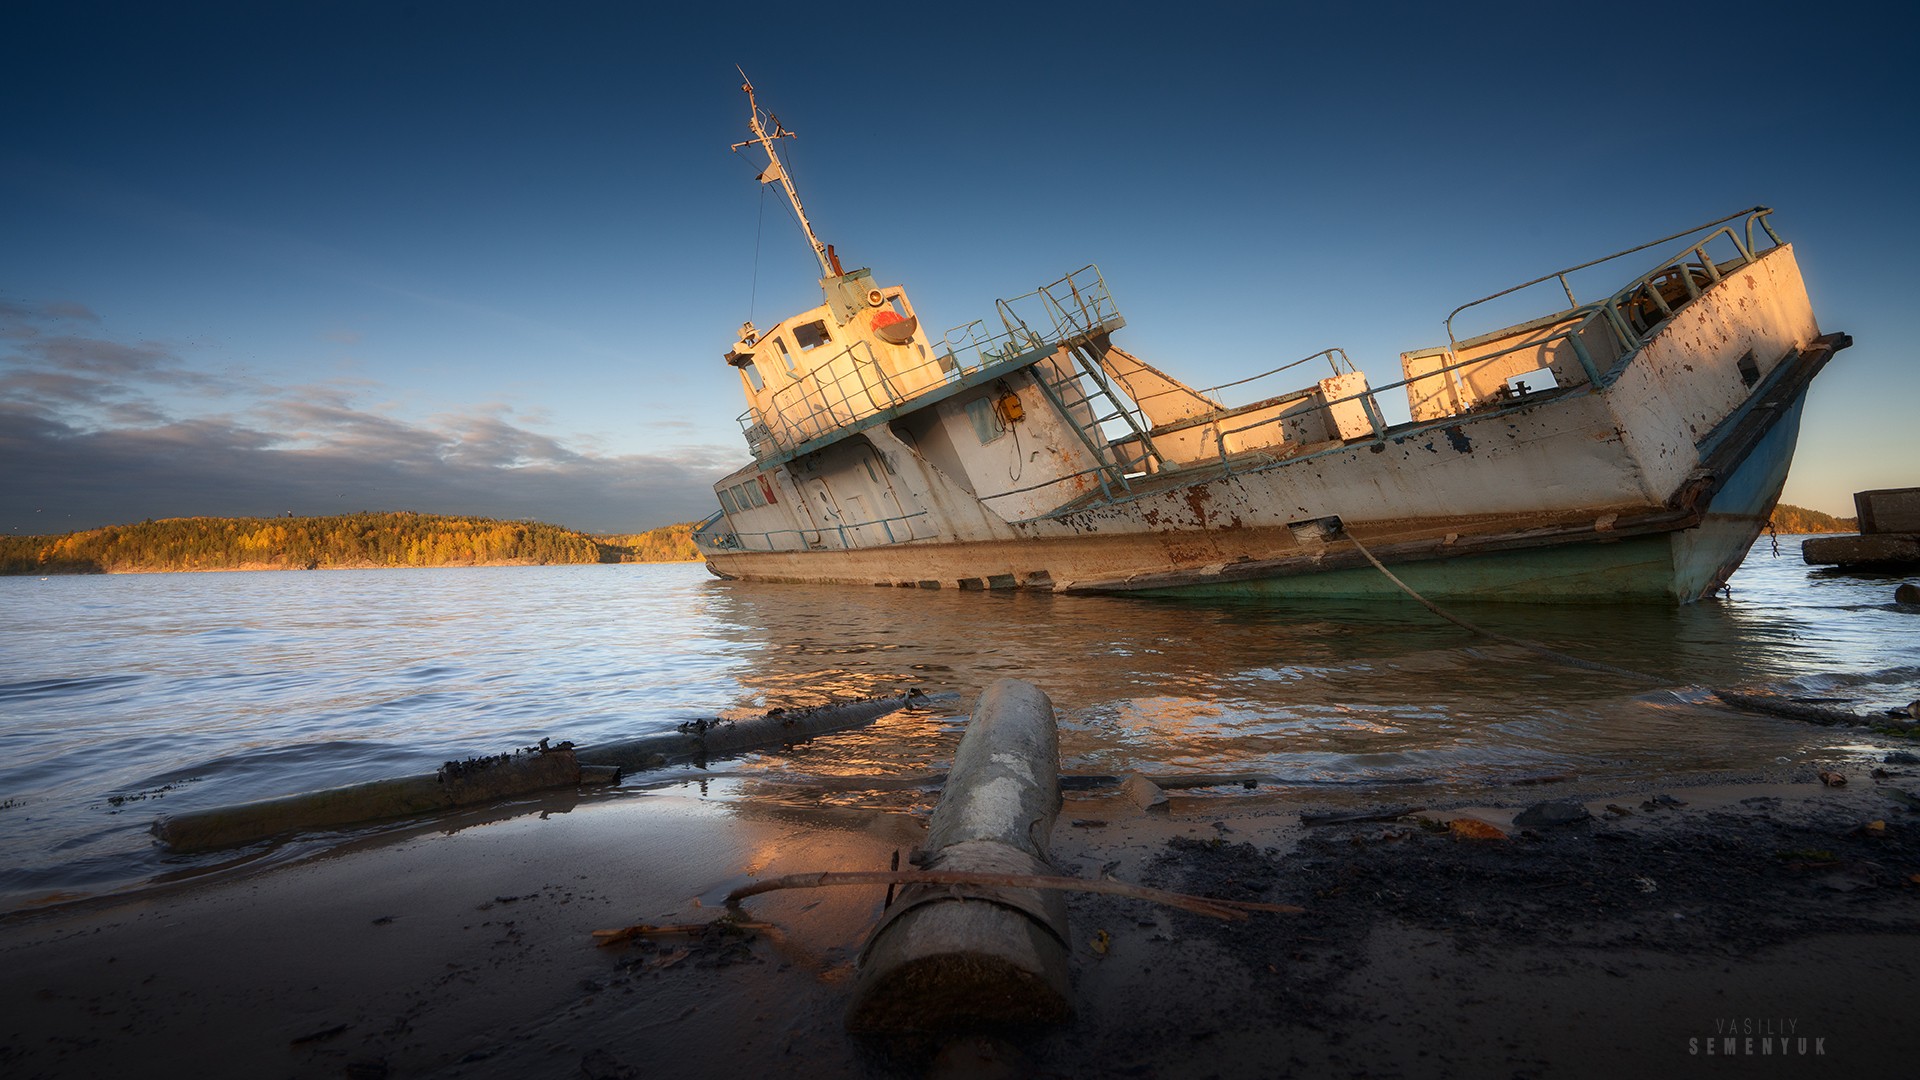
(3, 769), (1918, 1079)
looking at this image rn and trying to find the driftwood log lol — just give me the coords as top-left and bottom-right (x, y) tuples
(575, 691), (928, 769)
(154, 692), (928, 853)
(152, 746), (616, 854)
(845, 678), (1071, 1034)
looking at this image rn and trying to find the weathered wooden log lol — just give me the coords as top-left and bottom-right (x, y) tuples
(153, 692), (927, 853)
(153, 747), (598, 854)
(576, 690), (929, 770)
(1712, 690), (1864, 727)
(846, 678), (1071, 1034)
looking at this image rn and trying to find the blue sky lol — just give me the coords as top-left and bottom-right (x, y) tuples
(4, 1), (1913, 534)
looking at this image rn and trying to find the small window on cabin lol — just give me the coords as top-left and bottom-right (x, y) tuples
(719, 489), (738, 514)
(966, 397), (1004, 445)
(794, 320), (831, 352)
(1503, 367), (1559, 396)
(772, 338), (795, 372)
(888, 297), (908, 319)
(742, 361), (764, 391)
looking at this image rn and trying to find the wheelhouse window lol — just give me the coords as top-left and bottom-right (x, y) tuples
(742, 360), (764, 391)
(772, 337), (795, 372)
(794, 320), (831, 352)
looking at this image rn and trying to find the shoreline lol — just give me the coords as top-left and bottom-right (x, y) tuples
(4, 763), (1916, 1077)
(2, 557), (705, 577)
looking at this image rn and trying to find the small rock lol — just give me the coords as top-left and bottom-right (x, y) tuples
(1447, 816), (1507, 841)
(1887, 751), (1920, 765)
(1120, 774), (1169, 813)
(1895, 582), (1920, 605)
(1514, 800), (1592, 827)
(1819, 770), (1848, 788)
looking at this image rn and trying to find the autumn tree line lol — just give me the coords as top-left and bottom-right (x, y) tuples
(0, 513), (703, 575)
(1765, 504), (1854, 535)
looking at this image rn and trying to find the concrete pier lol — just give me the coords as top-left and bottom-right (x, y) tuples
(1802, 487), (1920, 569)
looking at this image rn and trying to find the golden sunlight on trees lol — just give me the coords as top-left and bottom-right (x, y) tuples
(0, 513), (705, 575)
(591, 523), (702, 564)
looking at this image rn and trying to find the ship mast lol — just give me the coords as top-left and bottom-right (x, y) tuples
(732, 72), (833, 279)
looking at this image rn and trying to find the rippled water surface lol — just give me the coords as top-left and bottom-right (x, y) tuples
(3, 538), (1916, 908)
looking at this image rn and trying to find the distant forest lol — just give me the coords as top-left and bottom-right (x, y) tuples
(0, 513), (703, 575)
(1768, 504), (1855, 534)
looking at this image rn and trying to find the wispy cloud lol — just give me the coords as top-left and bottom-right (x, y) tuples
(0, 302), (730, 533)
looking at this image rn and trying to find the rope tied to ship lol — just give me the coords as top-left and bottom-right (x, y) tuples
(1338, 529), (1887, 728)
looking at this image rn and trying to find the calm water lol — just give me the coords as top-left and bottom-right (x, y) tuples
(2, 538), (1916, 909)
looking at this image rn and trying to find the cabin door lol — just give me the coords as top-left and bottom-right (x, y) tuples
(807, 479), (848, 549)
(855, 444), (926, 542)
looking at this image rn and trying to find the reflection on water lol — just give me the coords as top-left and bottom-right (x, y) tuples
(1, 537), (1915, 908)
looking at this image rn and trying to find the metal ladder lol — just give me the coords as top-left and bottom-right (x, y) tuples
(994, 266), (1165, 503)
(1028, 341), (1166, 501)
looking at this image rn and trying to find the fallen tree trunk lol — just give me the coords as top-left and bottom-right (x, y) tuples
(153, 691), (930, 853)
(576, 690), (930, 770)
(153, 745), (614, 854)
(846, 678), (1072, 1034)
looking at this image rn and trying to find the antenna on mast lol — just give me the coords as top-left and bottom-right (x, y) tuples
(732, 70), (834, 279)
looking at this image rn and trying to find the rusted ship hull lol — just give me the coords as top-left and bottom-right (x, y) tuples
(704, 337), (1830, 603)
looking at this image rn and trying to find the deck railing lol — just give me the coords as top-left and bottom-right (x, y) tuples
(1189, 208), (1785, 465)
(1131, 347), (1359, 417)
(995, 265), (1121, 346)
(695, 510), (933, 553)
(736, 272), (1124, 460)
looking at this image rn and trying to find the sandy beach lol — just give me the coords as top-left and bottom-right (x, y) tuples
(4, 758), (1917, 1079)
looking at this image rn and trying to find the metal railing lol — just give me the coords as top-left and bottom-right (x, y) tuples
(995, 265), (1121, 346)
(695, 510), (933, 553)
(1183, 209), (1785, 472)
(735, 272), (1126, 461)
(1440, 208), (1779, 390)
(1131, 347), (1358, 417)
(1445, 206), (1780, 347)
(690, 510), (727, 548)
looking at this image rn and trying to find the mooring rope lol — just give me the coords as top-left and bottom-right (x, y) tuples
(1340, 530), (1873, 726)
(1342, 532), (1665, 683)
